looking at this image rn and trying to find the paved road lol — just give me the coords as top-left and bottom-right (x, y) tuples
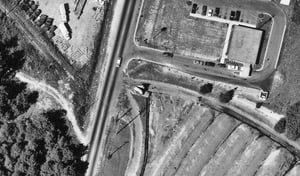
(85, 0), (136, 176)
(124, 0), (287, 90)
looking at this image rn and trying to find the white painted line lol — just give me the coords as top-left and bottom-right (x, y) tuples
(189, 13), (257, 28)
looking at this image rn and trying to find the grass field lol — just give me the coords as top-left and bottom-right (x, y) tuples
(136, 0), (227, 60)
(138, 90), (297, 176)
(267, 0), (300, 113)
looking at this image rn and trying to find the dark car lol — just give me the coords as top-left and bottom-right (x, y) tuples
(30, 13), (38, 21)
(215, 7), (220, 16)
(163, 52), (174, 57)
(230, 11), (236, 20)
(235, 10), (241, 21)
(35, 14), (47, 27)
(31, 4), (38, 11)
(191, 3), (198, 14)
(202, 5), (207, 16)
(217, 63), (226, 68)
(27, 8), (34, 16)
(49, 25), (57, 33)
(205, 62), (216, 67)
(34, 9), (42, 16)
(45, 18), (54, 27)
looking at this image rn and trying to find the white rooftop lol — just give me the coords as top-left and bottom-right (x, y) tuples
(280, 0), (290, 5)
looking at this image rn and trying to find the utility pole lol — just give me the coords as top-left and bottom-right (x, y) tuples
(152, 27), (168, 39)
(116, 108), (132, 122)
(107, 141), (129, 159)
(117, 108), (146, 134)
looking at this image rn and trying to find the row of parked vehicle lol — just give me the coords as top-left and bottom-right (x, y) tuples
(16, 0), (57, 39)
(191, 3), (242, 21)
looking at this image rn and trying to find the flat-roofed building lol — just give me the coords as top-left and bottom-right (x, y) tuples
(227, 25), (263, 65)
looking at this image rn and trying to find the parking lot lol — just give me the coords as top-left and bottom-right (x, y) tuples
(136, 0), (228, 61)
(191, 0), (263, 25)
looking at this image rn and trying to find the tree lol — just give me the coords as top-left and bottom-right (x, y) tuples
(256, 102), (263, 109)
(219, 89), (235, 103)
(200, 83), (213, 94)
(285, 102), (300, 140)
(274, 118), (286, 134)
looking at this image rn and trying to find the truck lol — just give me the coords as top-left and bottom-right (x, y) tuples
(58, 23), (70, 40)
(131, 85), (150, 97)
(59, 3), (67, 22)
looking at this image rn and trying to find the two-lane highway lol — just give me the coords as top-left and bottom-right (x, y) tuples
(85, 0), (136, 176)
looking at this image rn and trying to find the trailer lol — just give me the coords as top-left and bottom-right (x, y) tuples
(59, 3), (67, 22)
(58, 23), (70, 40)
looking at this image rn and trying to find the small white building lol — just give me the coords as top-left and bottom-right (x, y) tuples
(280, 0), (290, 5)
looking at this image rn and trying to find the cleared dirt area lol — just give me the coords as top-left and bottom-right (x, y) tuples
(38, 0), (104, 67)
(145, 93), (218, 176)
(101, 120), (130, 176)
(255, 148), (295, 176)
(225, 136), (274, 176)
(199, 124), (258, 176)
(174, 114), (238, 176)
(136, 0), (228, 60)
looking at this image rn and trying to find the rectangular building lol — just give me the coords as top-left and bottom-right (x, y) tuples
(227, 25), (263, 65)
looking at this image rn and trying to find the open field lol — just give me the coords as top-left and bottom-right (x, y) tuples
(101, 120), (130, 176)
(136, 0), (228, 60)
(255, 148), (295, 176)
(144, 93), (218, 175)
(123, 85), (297, 176)
(267, 0), (300, 113)
(199, 124), (258, 176)
(173, 114), (238, 176)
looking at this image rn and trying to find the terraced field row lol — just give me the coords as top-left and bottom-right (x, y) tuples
(146, 93), (299, 176)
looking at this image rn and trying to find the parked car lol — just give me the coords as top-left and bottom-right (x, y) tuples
(202, 5), (207, 16)
(45, 18), (54, 27)
(227, 64), (239, 70)
(191, 3), (198, 14)
(27, 8), (34, 16)
(215, 7), (220, 16)
(116, 56), (122, 67)
(163, 52), (174, 57)
(49, 25), (57, 33)
(35, 14), (47, 27)
(230, 11), (236, 20)
(207, 9), (213, 16)
(34, 9), (42, 16)
(205, 62), (215, 67)
(235, 10), (241, 21)
(193, 60), (205, 65)
(31, 4), (38, 11)
(217, 63), (226, 68)
(30, 13), (38, 21)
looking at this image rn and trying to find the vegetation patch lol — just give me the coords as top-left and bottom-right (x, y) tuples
(0, 15), (88, 175)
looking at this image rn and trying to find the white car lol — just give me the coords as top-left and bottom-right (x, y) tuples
(207, 9), (213, 16)
(227, 64), (239, 70)
(116, 56), (122, 67)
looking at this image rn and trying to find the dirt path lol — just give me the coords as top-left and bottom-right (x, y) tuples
(15, 72), (88, 145)
(124, 92), (145, 176)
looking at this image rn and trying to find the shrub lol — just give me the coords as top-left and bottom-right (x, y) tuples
(219, 89), (235, 103)
(286, 102), (300, 140)
(274, 118), (286, 134)
(200, 83), (213, 94)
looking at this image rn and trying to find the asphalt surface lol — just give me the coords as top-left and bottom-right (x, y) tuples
(85, 1), (136, 176)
